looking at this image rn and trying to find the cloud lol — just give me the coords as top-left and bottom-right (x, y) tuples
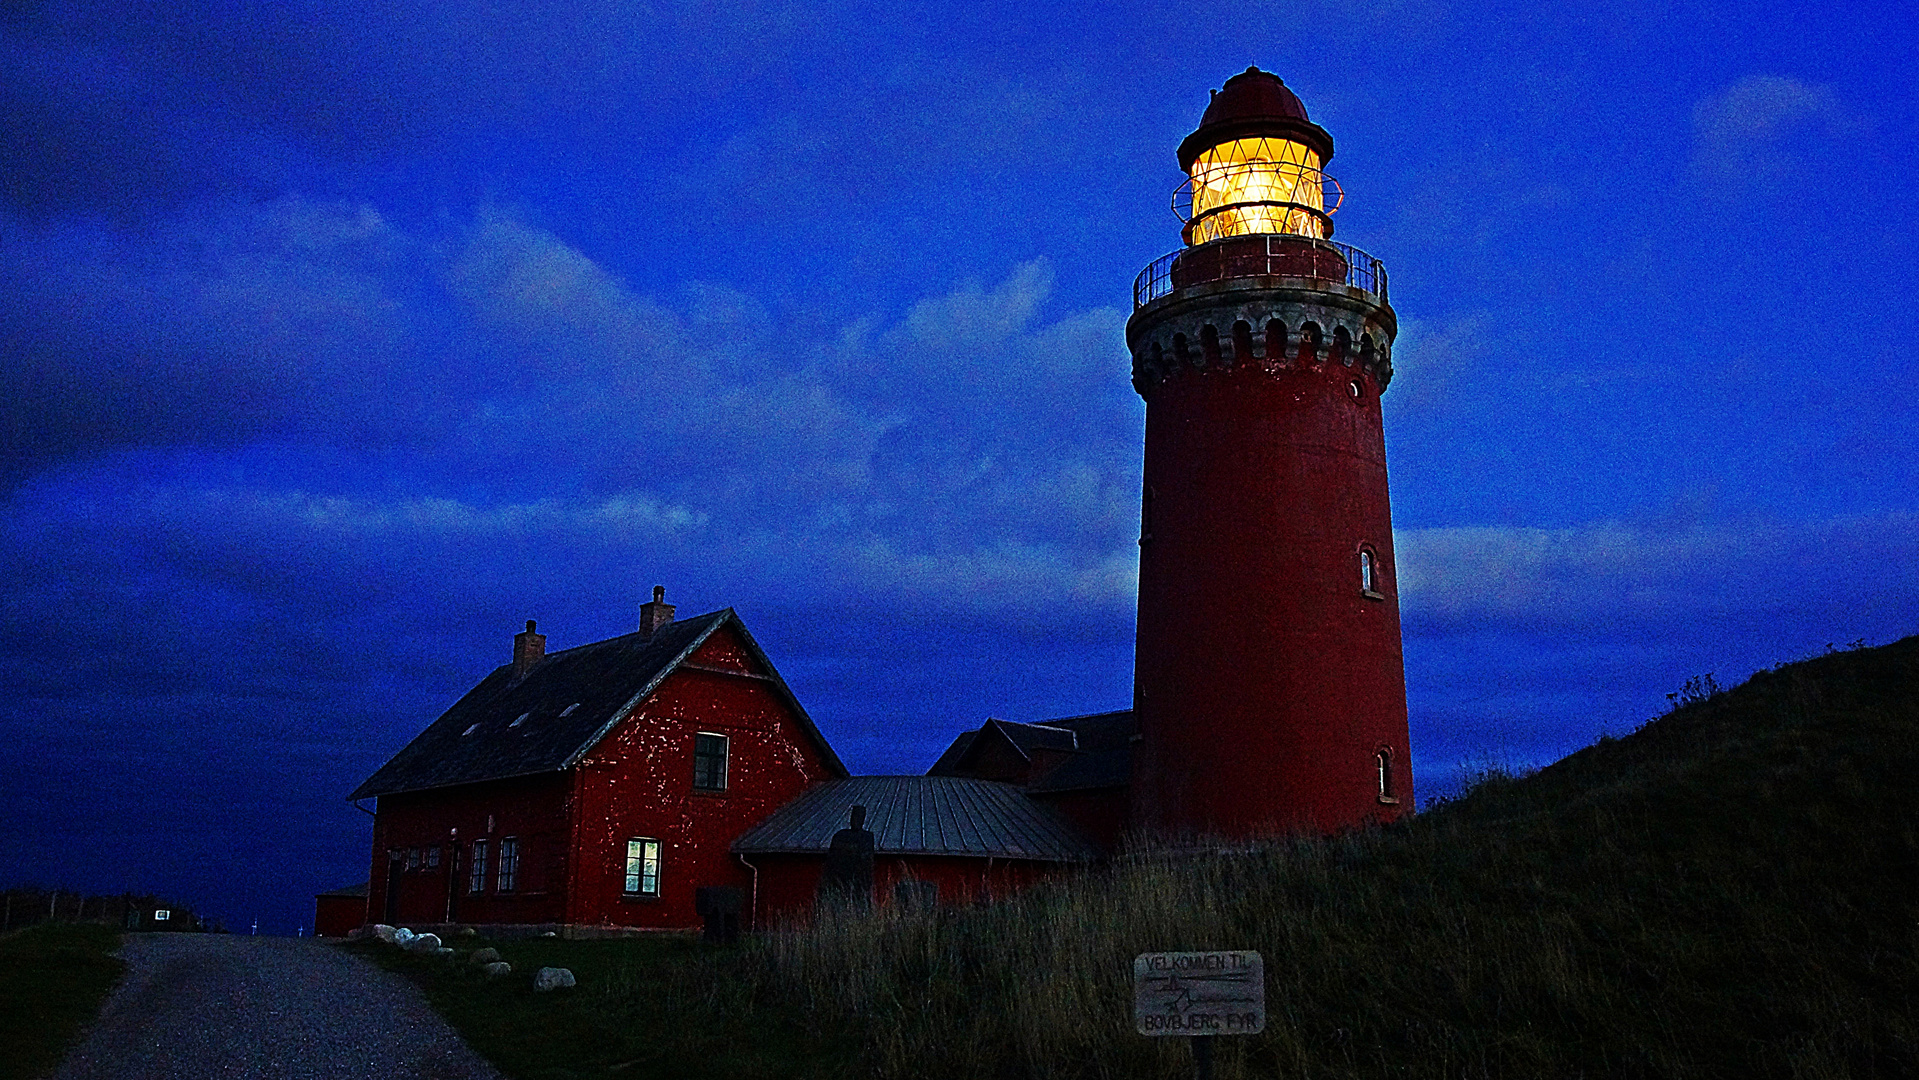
(1396, 509), (1919, 635)
(1691, 76), (1856, 190)
(2, 199), (1144, 632)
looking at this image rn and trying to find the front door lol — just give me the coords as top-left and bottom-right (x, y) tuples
(383, 851), (402, 923)
(444, 843), (461, 923)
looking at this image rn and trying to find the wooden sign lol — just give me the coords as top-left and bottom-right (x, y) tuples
(1133, 951), (1265, 1036)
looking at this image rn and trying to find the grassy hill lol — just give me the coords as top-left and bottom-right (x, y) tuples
(376, 635), (1919, 1079)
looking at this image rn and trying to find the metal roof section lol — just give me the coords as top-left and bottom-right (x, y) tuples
(349, 609), (846, 800)
(733, 776), (1101, 861)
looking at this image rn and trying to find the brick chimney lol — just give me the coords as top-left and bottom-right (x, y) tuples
(512, 619), (545, 679)
(639, 586), (675, 639)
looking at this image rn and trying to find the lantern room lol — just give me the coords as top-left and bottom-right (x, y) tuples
(1173, 67), (1341, 245)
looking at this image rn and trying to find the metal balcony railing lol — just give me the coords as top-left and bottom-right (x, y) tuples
(1132, 235), (1389, 309)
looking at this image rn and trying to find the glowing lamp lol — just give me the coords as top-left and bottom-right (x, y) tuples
(1173, 67), (1340, 245)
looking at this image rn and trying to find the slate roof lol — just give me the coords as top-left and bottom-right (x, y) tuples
(925, 730), (976, 776)
(991, 718), (1079, 754)
(925, 710), (1136, 791)
(1039, 710), (1136, 752)
(350, 609), (846, 799)
(1025, 748), (1132, 793)
(732, 776), (1100, 861)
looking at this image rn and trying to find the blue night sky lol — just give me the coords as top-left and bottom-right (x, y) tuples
(4, 0), (1915, 933)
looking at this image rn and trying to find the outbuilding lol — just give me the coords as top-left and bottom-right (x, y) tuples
(733, 775), (1100, 925)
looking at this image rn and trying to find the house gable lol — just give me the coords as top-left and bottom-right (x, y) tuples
(565, 621), (843, 927)
(350, 609), (845, 801)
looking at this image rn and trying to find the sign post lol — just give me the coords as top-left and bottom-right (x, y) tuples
(1134, 951), (1264, 1080)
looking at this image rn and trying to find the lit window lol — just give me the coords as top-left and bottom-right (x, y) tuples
(693, 733), (729, 791)
(624, 838), (661, 897)
(469, 839), (488, 894)
(498, 837), (518, 892)
(1376, 748), (1397, 803)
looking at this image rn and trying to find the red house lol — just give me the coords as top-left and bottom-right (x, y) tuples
(348, 590), (846, 935)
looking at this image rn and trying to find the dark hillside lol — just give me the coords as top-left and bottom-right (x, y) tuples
(757, 635), (1919, 1078)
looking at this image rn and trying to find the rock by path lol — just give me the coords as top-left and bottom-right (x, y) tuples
(53, 934), (502, 1080)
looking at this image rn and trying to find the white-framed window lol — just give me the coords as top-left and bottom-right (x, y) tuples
(497, 837), (519, 892)
(1376, 747), (1397, 803)
(425, 845), (441, 871)
(693, 733), (729, 791)
(469, 839), (488, 894)
(1359, 547), (1384, 599)
(624, 838), (661, 897)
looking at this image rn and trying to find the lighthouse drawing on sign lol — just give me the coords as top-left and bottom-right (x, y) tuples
(1127, 66), (1414, 839)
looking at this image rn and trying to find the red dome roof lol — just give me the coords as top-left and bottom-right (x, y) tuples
(1176, 66), (1335, 171)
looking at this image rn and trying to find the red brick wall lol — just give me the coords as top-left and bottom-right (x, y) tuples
(1133, 350), (1413, 838)
(1030, 787), (1129, 852)
(313, 893), (367, 937)
(365, 772), (572, 927)
(565, 626), (838, 930)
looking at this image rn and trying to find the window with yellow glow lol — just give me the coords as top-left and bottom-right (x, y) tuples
(1187, 137), (1328, 243)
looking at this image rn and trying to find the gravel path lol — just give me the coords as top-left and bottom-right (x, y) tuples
(52, 934), (503, 1080)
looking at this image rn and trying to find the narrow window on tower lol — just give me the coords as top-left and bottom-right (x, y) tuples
(1359, 547), (1385, 600)
(693, 733), (728, 791)
(624, 838), (661, 898)
(1140, 484), (1156, 546)
(1376, 748), (1398, 804)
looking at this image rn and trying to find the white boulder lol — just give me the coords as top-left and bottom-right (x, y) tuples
(371, 924), (398, 944)
(533, 966), (576, 992)
(482, 961), (512, 977)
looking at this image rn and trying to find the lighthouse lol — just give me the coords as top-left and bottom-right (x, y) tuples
(1128, 67), (1413, 839)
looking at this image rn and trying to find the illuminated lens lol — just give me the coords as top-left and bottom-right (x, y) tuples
(1188, 137), (1326, 241)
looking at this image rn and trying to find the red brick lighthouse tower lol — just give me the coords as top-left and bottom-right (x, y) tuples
(1129, 67), (1413, 839)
